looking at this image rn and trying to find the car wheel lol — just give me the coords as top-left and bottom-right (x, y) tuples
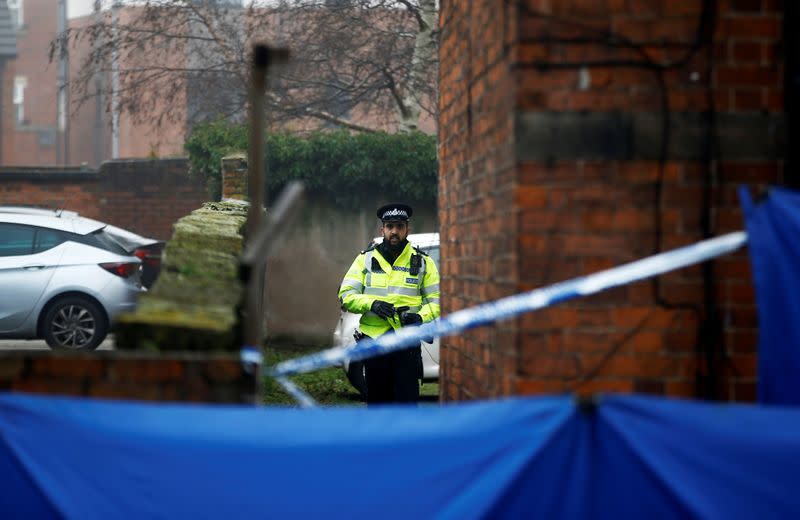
(43, 296), (107, 351)
(346, 361), (368, 400)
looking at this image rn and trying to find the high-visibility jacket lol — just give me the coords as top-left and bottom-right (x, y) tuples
(338, 242), (441, 338)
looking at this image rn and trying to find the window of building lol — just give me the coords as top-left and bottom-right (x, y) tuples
(7, 0), (23, 28)
(13, 76), (26, 124)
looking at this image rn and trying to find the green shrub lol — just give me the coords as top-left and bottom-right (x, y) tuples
(185, 121), (438, 205)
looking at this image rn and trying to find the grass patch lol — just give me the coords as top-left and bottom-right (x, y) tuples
(262, 343), (439, 406)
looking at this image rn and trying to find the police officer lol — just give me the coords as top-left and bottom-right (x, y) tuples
(338, 203), (441, 404)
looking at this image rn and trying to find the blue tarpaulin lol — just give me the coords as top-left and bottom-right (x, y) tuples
(741, 186), (800, 405)
(1, 392), (800, 518)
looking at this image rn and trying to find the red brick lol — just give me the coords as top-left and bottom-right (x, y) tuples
(573, 379), (633, 396)
(516, 69), (580, 92)
(720, 16), (780, 39)
(12, 380), (84, 396)
(110, 360), (184, 382)
(634, 378), (665, 394)
(730, 0), (762, 12)
(515, 185), (549, 208)
(516, 379), (565, 395)
(206, 360), (243, 382)
(663, 331), (697, 354)
(88, 382), (162, 401)
(630, 332), (664, 354)
(715, 258), (752, 279)
(733, 381), (757, 402)
(558, 234), (631, 256)
(33, 357), (105, 378)
(728, 354), (758, 376)
(731, 41), (762, 63)
(583, 257), (616, 273)
(0, 359), (26, 380)
(560, 332), (618, 354)
(663, 0), (704, 16)
(764, 89), (784, 111)
(665, 380), (696, 397)
(727, 330), (758, 354)
(716, 65), (780, 86)
(726, 282), (756, 304)
(520, 308), (581, 329)
(604, 355), (676, 378)
(576, 308), (614, 327)
(729, 307), (758, 328)
(668, 90), (713, 111)
(520, 355), (581, 378)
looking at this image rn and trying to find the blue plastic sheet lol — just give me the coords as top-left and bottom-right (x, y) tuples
(740, 186), (800, 405)
(2, 392), (800, 518)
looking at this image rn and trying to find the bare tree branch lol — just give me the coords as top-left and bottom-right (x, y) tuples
(57, 1), (438, 134)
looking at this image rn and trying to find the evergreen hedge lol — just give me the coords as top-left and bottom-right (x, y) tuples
(184, 121), (438, 206)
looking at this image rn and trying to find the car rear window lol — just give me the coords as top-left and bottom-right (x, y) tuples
(89, 229), (129, 255)
(0, 223), (35, 256)
(0, 224), (70, 256)
(64, 228), (129, 255)
(33, 228), (67, 253)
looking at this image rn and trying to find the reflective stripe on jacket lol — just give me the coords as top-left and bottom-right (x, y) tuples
(338, 242), (441, 338)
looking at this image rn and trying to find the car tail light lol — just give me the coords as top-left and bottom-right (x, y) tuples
(133, 248), (161, 267)
(99, 262), (140, 278)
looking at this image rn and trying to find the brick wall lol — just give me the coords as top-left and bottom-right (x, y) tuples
(0, 351), (258, 403)
(439, 1), (785, 402)
(0, 158), (208, 240)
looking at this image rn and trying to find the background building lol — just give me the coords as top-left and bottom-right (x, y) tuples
(2, 1), (436, 167)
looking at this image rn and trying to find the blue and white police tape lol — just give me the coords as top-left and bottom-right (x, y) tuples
(276, 377), (317, 408)
(269, 231), (748, 379)
(240, 346), (318, 406)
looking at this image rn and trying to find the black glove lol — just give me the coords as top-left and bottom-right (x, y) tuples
(371, 300), (395, 319)
(400, 312), (423, 326)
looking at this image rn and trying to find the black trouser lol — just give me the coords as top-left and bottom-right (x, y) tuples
(363, 335), (422, 405)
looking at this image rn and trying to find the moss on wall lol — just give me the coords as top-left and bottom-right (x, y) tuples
(116, 201), (252, 351)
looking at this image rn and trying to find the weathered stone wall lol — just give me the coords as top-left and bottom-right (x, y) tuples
(265, 196), (440, 343)
(115, 201), (248, 352)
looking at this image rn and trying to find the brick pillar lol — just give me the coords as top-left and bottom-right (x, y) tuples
(221, 153), (249, 202)
(439, 1), (784, 403)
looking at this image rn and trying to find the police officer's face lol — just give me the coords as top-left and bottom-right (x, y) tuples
(381, 220), (409, 245)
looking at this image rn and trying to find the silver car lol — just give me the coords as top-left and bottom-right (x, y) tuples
(333, 233), (440, 397)
(0, 206), (145, 350)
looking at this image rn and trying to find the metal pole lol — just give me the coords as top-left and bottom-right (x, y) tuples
(246, 45), (268, 238)
(243, 44), (289, 351)
(57, 0), (68, 165)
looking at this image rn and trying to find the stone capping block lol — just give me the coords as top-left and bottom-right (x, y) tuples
(221, 153), (249, 202)
(116, 201), (253, 352)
